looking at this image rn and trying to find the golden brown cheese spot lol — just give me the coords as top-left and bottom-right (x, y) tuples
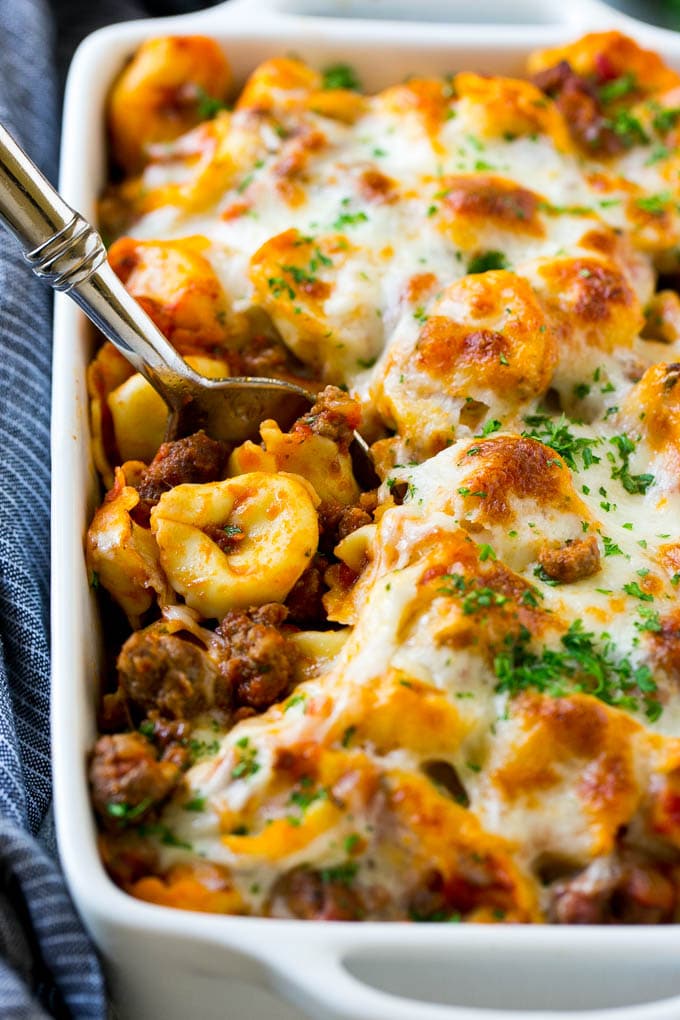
(494, 693), (640, 850)
(622, 362), (680, 454)
(235, 57), (321, 113)
(385, 770), (539, 921)
(128, 862), (245, 914)
(453, 72), (572, 149)
(642, 292), (680, 344)
(625, 193), (679, 255)
(272, 126), (328, 204)
(375, 78), (456, 138)
(108, 237), (232, 356)
(249, 229), (352, 375)
(658, 543), (680, 581)
(358, 168), (397, 205)
(415, 272), (556, 400)
(108, 36), (232, 173)
(456, 436), (586, 524)
(329, 671), (465, 757)
(439, 175), (545, 243)
(375, 272), (556, 455)
(533, 256), (641, 355)
(528, 32), (680, 99)
(250, 228), (337, 308)
(404, 271), (438, 305)
(411, 531), (551, 655)
(305, 89), (367, 124)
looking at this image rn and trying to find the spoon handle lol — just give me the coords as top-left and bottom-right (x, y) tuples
(0, 121), (197, 411)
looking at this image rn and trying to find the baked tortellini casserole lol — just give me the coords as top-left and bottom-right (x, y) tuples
(89, 31), (680, 924)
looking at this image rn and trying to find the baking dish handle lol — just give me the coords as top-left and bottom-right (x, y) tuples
(263, 944), (461, 1020)
(250, 936), (680, 1020)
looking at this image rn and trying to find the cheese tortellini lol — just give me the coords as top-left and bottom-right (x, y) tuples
(150, 472), (320, 618)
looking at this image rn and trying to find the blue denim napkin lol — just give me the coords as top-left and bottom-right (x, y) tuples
(0, 2), (216, 1016)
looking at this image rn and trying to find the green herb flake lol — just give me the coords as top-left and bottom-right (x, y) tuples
(522, 414), (601, 471)
(321, 64), (361, 91)
(635, 191), (671, 216)
(341, 725), (356, 748)
(477, 418), (503, 437)
(467, 250), (508, 274)
(333, 210), (369, 229)
(623, 581), (654, 602)
(609, 434), (654, 494)
(493, 619), (661, 719)
(635, 607), (661, 633)
(195, 87), (228, 120)
(597, 73), (637, 103)
(183, 796), (207, 813)
(603, 536), (624, 558)
(230, 737), (260, 780)
(106, 798), (151, 821)
(344, 833), (361, 854)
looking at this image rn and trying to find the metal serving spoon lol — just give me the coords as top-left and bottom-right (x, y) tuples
(0, 123), (376, 482)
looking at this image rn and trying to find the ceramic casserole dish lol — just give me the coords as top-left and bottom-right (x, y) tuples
(52, 0), (680, 1017)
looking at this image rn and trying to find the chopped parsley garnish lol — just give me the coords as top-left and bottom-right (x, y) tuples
(321, 63), (361, 91)
(493, 620), (661, 719)
(106, 799), (151, 821)
(341, 725), (356, 747)
(597, 73), (637, 103)
(602, 536), (624, 558)
(188, 737), (220, 763)
(438, 572), (508, 615)
(333, 210), (368, 229)
(344, 833), (361, 854)
(477, 418), (503, 437)
(289, 784), (327, 812)
(267, 276), (296, 300)
(522, 414), (601, 471)
(223, 524), (244, 538)
(645, 144), (670, 165)
(467, 250), (508, 274)
(478, 543), (496, 562)
(137, 822), (193, 850)
(635, 607), (661, 633)
(609, 435), (654, 494)
(623, 581), (654, 602)
(183, 796), (207, 812)
(533, 564), (562, 587)
(195, 87), (228, 120)
(320, 862), (358, 885)
(650, 104), (680, 134)
(230, 737), (260, 779)
(635, 191), (671, 216)
(281, 263), (317, 286)
(609, 109), (649, 147)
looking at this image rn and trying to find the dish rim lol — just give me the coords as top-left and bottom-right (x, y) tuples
(52, 2), (680, 1017)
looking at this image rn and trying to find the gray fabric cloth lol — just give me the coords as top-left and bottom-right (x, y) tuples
(0, 1), (216, 1016)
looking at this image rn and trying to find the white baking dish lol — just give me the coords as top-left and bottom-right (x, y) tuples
(51, 1), (680, 1017)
